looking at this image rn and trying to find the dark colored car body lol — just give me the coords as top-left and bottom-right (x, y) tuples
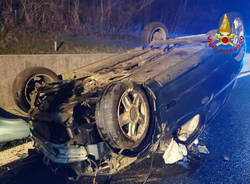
(12, 14), (245, 178)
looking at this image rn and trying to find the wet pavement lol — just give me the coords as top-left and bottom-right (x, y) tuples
(0, 55), (250, 184)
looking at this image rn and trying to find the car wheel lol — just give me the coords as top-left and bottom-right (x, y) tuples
(95, 82), (150, 150)
(12, 67), (59, 113)
(142, 22), (167, 44)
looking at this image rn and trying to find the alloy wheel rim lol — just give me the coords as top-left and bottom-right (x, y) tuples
(118, 89), (149, 141)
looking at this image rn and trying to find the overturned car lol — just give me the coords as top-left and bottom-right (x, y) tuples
(12, 14), (245, 179)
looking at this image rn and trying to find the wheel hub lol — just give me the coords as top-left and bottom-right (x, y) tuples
(25, 74), (54, 104)
(151, 27), (166, 42)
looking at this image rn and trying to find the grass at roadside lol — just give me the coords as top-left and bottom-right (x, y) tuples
(0, 29), (141, 54)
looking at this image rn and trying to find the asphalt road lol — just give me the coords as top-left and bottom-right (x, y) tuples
(0, 54), (250, 184)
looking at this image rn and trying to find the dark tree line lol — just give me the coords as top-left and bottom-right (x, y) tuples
(0, 0), (153, 35)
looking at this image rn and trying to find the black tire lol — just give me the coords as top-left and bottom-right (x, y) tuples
(12, 67), (59, 113)
(141, 22), (167, 44)
(95, 82), (150, 150)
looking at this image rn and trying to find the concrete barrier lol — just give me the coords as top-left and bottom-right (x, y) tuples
(0, 54), (116, 110)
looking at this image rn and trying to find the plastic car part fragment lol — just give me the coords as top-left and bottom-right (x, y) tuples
(162, 138), (187, 164)
(177, 114), (200, 142)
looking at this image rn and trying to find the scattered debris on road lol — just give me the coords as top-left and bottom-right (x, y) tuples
(197, 145), (210, 155)
(224, 156), (230, 161)
(163, 138), (187, 164)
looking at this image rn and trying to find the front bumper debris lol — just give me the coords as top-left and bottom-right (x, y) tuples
(34, 137), (87, 164)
